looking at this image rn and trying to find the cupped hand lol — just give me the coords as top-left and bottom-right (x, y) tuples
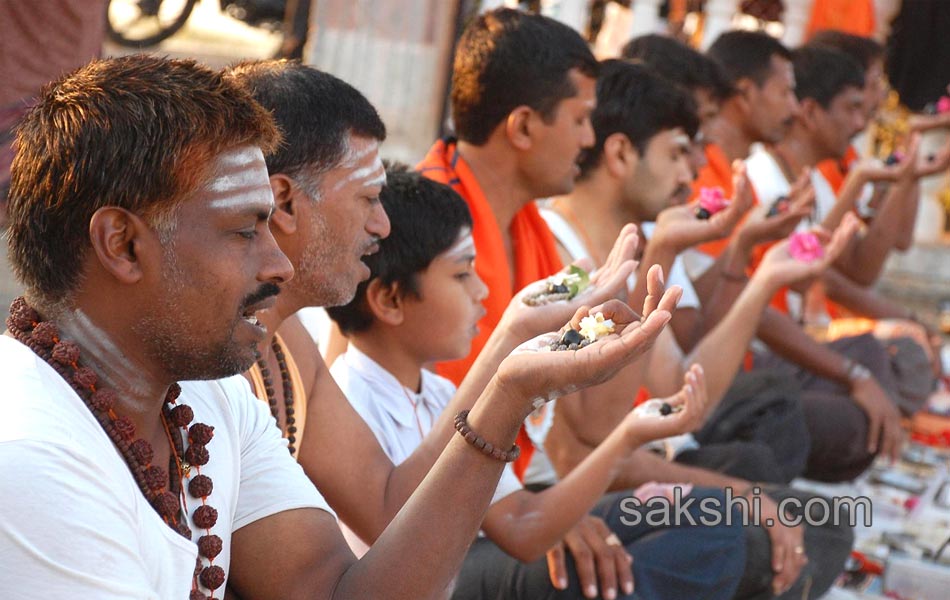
(622, 364), (708, 445)
(737, 171), (815, 250)
(502, 224), (639, 341)
(652, 165), (754, 252)
(497, 293), (678, 408)
(753, 212), (860, 291)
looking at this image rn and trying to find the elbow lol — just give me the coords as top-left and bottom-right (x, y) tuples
(497, 537), (546, 563)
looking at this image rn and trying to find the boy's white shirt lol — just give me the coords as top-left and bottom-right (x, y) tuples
(330, 344), (522, 556)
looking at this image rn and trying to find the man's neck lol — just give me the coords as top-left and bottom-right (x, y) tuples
(51, 300), (171, 442)
(456, 140), (536, 237)
(555, 171), (640, 264)
(772, 128), (824, 176)
(348, 331), (425, 393)
(709, 105), (756, 162)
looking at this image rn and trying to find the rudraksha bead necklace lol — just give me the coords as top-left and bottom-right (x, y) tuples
(254, 337), (297, 456)
(7, 297), (225, 599)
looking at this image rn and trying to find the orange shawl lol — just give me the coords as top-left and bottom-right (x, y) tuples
(418, 139), (563, 477)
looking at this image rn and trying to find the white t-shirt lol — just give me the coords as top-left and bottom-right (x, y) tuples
(0, 335), (333, 599)
(330, 345), (522, 505)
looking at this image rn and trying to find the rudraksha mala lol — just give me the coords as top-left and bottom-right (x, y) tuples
(7, 297), (225, 599)
(254, 338), (297, 456)
(453, 409), (521, 462)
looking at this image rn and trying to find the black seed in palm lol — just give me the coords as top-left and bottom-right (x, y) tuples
(695, 207), (711, 220)
(560, 329), (584, 347)
(550, 283), (570, 294)
(659, 402), (673, 416)
(884, 153), (900, 166)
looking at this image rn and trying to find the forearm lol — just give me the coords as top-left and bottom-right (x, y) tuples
(485, 426), (640, 561)
(657, 277), (772, 406)
(610, 448), (747, 492)
(757, 308), (851, 386)
(822, 170), (868, 231)
(836, 178), (915, 285)
(822, 268), (911, 320)
(332, 378), (528, 599)
(679, 240), (755, 353)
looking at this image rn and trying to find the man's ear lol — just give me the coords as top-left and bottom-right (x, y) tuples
(364, 278), (405, 326)
(269, 173), (299, 235)
(87, 207), (155, 285)
(603, 132), (638, 179)
(733, 78), (756, 110)
(797, 97), (821, 129)
(505, 106), (536, 151)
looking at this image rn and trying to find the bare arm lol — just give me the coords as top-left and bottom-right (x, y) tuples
(233, 300), (675, 599)
(483, 366), (706, 562)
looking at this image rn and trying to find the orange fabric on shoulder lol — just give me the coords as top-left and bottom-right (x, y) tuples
(691, 143), (760, 259)
(806, 0), (875, 39)
(816, 145), (858, 195)
(418, 138), (563, 479)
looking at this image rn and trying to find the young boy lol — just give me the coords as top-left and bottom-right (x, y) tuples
(327, 165), (747, 600)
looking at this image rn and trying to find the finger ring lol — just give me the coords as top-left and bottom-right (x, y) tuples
(605, 533), (622, 547)
(793, 546), (805, 555)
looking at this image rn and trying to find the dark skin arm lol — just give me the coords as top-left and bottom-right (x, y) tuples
(231, 300), (675, 599)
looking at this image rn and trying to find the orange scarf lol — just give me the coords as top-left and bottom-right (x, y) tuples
(418, 139), (563, 477)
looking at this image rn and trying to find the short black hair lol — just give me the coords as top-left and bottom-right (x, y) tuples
(327, 164), (473, 335)
(224, 60), (386, 180)
(451, 7), (598, 146)
(621, 34), (731, 99)
(792, 45), (865, 108)
(809, 30), (884, 72)
(8, 55), (280, 310)
(577, 59), (698, 178)
(707, 30), (792, 91)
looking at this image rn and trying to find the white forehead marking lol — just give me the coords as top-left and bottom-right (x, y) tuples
(446, 231), (476, 259)
(332, 155), (385, 192)
(673, 133), (691, 147)
(205, 146), (273, 211)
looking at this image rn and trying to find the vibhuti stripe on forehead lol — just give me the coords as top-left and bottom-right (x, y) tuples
(332, 156), (386, 192)
(445, 232), (476, 261)
(204, 147), (274, 210)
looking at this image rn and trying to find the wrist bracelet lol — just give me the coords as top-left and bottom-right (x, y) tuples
(454, 410), (521, 463)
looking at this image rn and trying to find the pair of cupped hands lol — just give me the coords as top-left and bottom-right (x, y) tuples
(493, 199), (859, 443)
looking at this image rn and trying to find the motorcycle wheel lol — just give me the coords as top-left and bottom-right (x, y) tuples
(106, 0), (199, 47)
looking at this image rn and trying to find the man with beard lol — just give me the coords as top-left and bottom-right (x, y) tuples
(539, 59), (857, 600)
(224, 59), (678, 599)
(0, 54), (673, 599)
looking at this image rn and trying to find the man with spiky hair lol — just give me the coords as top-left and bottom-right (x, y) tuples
(0, 54), (668, 599)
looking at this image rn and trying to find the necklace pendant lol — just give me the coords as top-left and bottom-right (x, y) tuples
(181, 461), (192, 478)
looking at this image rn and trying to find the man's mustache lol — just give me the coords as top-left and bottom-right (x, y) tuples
(242, 282), (281, 310)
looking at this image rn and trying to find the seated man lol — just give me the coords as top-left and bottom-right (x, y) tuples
(684, 30), (911, 482)
(542, 59), (858, 600)
(327, 165), (746, 600)
(224, 59), (666, 598)
(743, 45), (934, 460)
(0, 55), (673, 599)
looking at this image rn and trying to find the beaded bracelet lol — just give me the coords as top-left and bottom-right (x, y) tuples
(454, 410), (521, 463)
